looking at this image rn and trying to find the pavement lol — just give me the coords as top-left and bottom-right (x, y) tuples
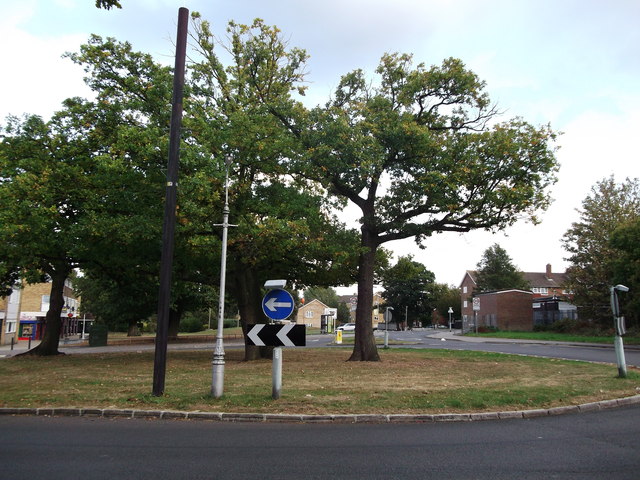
(426, 329), (640, 350)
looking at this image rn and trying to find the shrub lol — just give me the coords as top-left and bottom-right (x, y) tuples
(179, 314), (206, 333)
(536, 318), (615, 336)
(477, 326), (499, 333)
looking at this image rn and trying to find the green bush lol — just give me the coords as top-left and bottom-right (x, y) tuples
(535, 318), (614, 336)
(223, 319), (238, 329)
(179, 314), (206, 333)
(477, 326), (499, 333)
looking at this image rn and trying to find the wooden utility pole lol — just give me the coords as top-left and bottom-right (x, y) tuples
(152, 7), (189, 396)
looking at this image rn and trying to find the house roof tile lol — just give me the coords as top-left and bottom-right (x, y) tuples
(460, 267), (568, 289)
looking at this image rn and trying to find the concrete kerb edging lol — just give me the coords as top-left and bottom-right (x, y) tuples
(2, 395), (640, 424)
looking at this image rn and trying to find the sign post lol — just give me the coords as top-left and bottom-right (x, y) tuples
(254, 282), (304, 399)
(472, 297), (480, 334)
(384, 307), (393, 349)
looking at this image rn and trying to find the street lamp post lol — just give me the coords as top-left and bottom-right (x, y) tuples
(448, 307), (453, 332)
(211, 155), (235, 398)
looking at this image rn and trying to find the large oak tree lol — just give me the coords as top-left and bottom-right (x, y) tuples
(270, 53), (559, 360)
(187, 16), (360, 358)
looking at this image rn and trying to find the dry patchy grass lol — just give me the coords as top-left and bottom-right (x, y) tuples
(1, 348), (638, 415)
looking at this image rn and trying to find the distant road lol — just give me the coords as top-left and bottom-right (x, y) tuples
(4, 329), (638, 369)
(308, 329), (640, 367)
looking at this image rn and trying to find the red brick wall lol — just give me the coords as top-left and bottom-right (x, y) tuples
(497, 291), (533, 331)
(475, 290), (533, 331)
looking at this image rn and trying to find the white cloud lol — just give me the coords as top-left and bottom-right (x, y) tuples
(0, 24), (91, 120)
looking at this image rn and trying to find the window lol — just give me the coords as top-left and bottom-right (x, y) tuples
(5, 319), (16, 333)
(463, 286), (468, 294)
(463, 300), (468, 308)
(532, 287), (549, 295)
(41, 295), (50, 312)
(304, 310), (314, 319)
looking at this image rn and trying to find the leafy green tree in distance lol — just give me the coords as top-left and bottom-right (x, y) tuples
(303, 287), (340, 308)
(474, 244), (529, 292)
(610, 218), (640, 328)
(270, 53), (559, 360)
(63, 36), (195, 340)
(381, 255), (438, 328)
(336, 302), (351, 324)
(0, 34), (206, 354)
(434, 284), (462, 325)
(563, 176), (640, 326)
(0, 111), (111, 355)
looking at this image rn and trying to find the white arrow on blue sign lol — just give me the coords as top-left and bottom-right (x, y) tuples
(262, 288), (295, 321)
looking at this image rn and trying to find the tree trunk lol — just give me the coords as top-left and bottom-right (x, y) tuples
(233, 265), (272, 361)
(167, 308), (181, 340)
(349, 226), (380, 362)
(23, 269), (69, 356)
(127, 321), (141, 336)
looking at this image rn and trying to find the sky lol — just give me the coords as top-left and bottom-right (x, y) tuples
(1, 0), (639, 292)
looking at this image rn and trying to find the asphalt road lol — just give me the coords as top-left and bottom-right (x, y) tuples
(4, 330), (639, 370)
(1, 405), (639, 480)
(2, 331), (639, 479)
(308, 330), (640, 367)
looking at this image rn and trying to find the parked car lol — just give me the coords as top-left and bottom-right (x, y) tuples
(337, 323), (356, 332)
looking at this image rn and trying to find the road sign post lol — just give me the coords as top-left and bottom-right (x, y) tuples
(473, 297), (480, 334)
(384, 307), (393, 349)
(246, 323), (305, 399)
(254, 284), (303, 399)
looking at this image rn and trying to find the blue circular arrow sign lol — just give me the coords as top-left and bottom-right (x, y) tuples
(262, 289), (295, 321)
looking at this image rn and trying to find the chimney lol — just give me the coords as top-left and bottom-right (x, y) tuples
(546, 264), (552, 280)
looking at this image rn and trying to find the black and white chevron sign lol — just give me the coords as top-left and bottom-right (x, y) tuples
(246, 324), (306, 347)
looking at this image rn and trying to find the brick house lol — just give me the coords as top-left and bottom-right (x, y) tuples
(0, 296), (7, 346)
(295, 299), (337, 331)
(338, 292), (385, 328)
(459, 264), (573, 331)
(0, 280), (81, 345)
